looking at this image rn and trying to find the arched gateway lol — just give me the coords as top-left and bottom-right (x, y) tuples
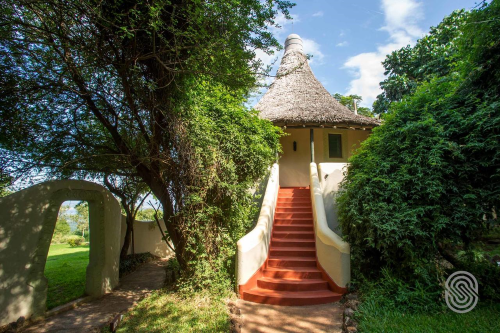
(0, 180), (121, 325)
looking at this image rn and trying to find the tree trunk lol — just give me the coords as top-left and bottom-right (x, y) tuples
(120, 214), (134, 259)
(160, 201), (187, 269)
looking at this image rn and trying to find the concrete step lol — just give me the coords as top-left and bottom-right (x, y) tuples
(274, 224), (314, 232)
(272, 231), (314, 240)
(268, 256), (317, 268)
(242, 289), (342, 306)
(257, 277), (328, 292)
(269, 247), (316, 257)
(274, 218), (314, 225)
(275, 212), (313, 219)
(271, 239), (316, 248)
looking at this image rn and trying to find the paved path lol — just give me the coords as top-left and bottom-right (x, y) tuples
(237, 299), (343, 333)
(21, 259), (168, 333)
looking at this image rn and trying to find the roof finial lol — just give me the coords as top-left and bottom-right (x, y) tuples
(285, 34), (303, 54)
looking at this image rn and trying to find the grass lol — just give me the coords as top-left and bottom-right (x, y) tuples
(357, 301), (500, 332)
(44, 243), (89, 309)
(115, 289), (230, 332)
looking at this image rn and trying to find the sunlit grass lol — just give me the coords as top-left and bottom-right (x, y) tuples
(44, 243), (89, 309)
(116, 289), (230, 332)
(357, 301), (500, 333)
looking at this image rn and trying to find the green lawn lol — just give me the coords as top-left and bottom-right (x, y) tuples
(357, 302), (500, 333)
(44, 243), (89, 309)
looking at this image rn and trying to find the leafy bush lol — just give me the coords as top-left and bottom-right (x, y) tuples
(337, 0), (500, 304)
(66, 235), (84, 247)
(163, 81), (281, 294)
(356, 267), (445, 314)
(119, 252), (157, 277)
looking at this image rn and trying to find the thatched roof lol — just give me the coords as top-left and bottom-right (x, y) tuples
(256, 34), (380, 128)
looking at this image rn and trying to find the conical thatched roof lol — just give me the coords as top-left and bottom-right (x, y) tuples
(256, 34), (380, 128)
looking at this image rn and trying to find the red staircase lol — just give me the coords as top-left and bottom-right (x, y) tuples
(241, 187), (343, 306)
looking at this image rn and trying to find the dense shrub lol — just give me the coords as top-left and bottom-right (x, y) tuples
(170, 81), (281, 294)
(356, 267), (445, 314)
(337, 0), (500, 297)
(66, 235), (84, 247)
(119, 252), (157, 277)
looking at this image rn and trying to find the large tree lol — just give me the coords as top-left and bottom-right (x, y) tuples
(0, 0), (290, 271)
(373, 9), (469, 114)
(338, 0), (500, 296)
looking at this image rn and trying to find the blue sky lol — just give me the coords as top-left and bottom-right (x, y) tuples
(253, 0), (482, 107)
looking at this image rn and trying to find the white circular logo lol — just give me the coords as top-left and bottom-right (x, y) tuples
(445, 271), (479, 313)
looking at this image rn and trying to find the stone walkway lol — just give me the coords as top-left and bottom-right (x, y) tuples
(21, 259), (168, 333)
(236, 299), (343, 333)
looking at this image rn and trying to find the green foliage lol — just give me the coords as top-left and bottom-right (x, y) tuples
(52, 220), (72, 244)
(119, 253), (157, 277)
(0, 0), (291, 278)
(0, 169), (12, 197)
(66, 235), (84, 247)
(338, 0), (500, 303)
(73, 202), (89, 237)
(52, 205), (74, 243)
(356, 267), (445, 314)
(171, 80), (282, 292)
(373, 10), (469, 114)
(136, 208), (160, 221)
(333, 93), (374, 117)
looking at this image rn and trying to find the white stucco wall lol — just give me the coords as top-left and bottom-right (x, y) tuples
(120, 217), (173, 258)
(318, 163), (348, 235)
(279, 128), (369, 187)
(0, 180), (121, 326)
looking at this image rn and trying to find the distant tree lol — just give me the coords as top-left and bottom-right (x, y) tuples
(0, 167), (12, 197)
(53, 205), (72, 242)
(103, 174), (150, 258)
(72, 202), (89, 239)
(373, 10), (469, 114)
(136, 208), (158, 221)
(333, 93), (374, 117)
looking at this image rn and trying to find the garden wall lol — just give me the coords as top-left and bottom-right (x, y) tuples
(120, 217), (173, 258)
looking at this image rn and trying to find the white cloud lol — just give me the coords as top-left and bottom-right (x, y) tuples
(312, 11), (324, 17)
(336, 41), (348, 47)
(343, 0), (424, 107)
(270, 13), (300, 39)
(302, 38), (325, 65)
(339, 30), (346, 37)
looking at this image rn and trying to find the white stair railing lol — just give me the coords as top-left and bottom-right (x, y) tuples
(236, 163), (279, 289)
(310, 162), (350, 289)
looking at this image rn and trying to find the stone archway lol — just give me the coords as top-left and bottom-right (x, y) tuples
(0, 180), (122, 326)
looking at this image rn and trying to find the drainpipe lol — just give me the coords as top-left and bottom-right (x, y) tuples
(310, 128), (315, 163)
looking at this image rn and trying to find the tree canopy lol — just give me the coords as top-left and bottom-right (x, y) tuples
(0, 0), (292, 284)
(373, 9), (469, 114)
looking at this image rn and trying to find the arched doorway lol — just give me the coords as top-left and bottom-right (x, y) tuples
(0, 180), (121, 326)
